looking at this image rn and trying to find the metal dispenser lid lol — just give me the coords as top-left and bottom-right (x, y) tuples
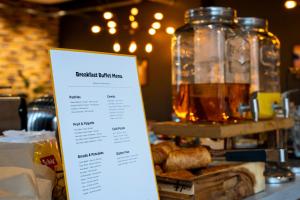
(238, 17), (268, 30)
(185, 7), (237, 24)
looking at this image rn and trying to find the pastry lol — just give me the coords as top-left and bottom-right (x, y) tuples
(164, 146), (212, 172)
(154, 141), (179, 155)
(152, 148), (168, 165)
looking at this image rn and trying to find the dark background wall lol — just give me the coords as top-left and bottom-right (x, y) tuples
(59, 0), (300, 121)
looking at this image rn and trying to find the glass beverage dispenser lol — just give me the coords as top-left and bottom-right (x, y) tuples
(238, 18), (281, 119)
(172, 7), (250, 123)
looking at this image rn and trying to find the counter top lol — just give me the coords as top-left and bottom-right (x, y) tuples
(246, 175), (300, 200)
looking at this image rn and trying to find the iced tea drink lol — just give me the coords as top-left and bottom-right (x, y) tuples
(172, 83), (249, 122)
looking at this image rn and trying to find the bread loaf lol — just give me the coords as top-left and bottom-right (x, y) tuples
(154, 141), (179, 155)
(152, 148), (168, 164)
(151, 141), (179, 164)
(164, 146), (212, 172)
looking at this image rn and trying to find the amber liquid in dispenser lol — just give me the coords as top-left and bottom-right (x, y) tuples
(172, 83), (250, 123)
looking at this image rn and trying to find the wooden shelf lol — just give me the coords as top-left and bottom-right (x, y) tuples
(152, 118), (294, 138)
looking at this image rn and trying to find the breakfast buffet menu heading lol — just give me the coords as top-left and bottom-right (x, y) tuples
(49, 49), (158, 200)
(75, 72), (123, 78)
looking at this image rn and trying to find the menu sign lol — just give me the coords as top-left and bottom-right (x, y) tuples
(49, 49), (158, 200)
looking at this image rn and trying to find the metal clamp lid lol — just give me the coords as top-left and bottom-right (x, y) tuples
(185, 7), (237, 24)
(237, 17), (268, 30)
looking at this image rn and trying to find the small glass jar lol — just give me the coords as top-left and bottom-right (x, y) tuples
(172, 7), (250, 123)
(237, 17), (280, 94)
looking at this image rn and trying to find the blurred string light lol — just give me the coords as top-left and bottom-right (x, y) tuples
(154, 12), (164, 20)
(166, 27), (175, 34)
(152, 22), (161, 29)
(103, 11), (113, 20)
(129, 41), (137, 53)
(129, 15), (135, 21)
(131, 7), (139, 15)
(90, 9), (175, 54)
(58, 10), (66, 17)
(148, 28), (156, 35)
(131, 21), (139, 29)
(285, 0), (297, 9)
(109, 27), (117, 34)
(91, 25), (101, 33)
(107, 20), (117, 28)
(145, 43), (153, 53)
(113, 42), (121, 52)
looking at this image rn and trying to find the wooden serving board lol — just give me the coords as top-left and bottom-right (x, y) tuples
(152, 118), (294, 138)
(157, 162), (265, 200)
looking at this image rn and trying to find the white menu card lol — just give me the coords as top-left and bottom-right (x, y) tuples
(49, 49), (158, 200)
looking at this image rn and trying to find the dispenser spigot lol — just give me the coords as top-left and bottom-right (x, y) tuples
(273, 89), (300, 118)
(238, 92), (259, 122)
